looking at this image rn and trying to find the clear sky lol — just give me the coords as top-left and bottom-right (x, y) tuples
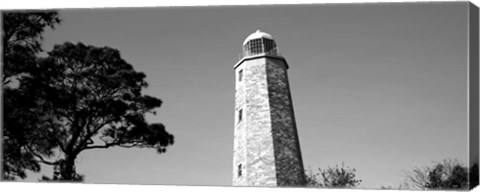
(22, 2), (471, 189)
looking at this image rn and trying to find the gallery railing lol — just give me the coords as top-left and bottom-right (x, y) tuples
(239, 48), (282, 60)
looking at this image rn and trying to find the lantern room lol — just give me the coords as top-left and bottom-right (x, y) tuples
(242, 30), (279, 57)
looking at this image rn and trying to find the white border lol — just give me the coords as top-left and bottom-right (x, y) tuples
(0, 0), (472, 10)
(1, 1), (479, 192)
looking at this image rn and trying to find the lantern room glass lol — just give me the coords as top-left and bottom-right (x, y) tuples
(243, 38), (278, 57)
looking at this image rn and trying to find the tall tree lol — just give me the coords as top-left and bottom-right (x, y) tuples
(2, 11), (61, 180)
(14, 42), (175, 181)
(305, 162), (362, 188)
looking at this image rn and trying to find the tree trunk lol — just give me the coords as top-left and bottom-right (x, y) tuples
(60, 154), (78, 181)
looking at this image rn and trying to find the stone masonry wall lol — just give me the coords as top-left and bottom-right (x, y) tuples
(244, 58), (277, 186)
(233, 56), (305, 186)
(233, 67), (247, 185)
(266, 59), (306, 186)
(233, 58), (277, 186)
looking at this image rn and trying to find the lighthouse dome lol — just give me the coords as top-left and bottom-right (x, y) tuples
(243, 30), (273, 45)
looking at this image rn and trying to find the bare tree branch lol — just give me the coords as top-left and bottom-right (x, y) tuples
(26, 147), (58, 166)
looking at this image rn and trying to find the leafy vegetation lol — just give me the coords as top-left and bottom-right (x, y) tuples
(403, 159), (478, 190)
(2, 12), (174, 181)
(305, 162), (362, 188)
(2, 11), (61, 180)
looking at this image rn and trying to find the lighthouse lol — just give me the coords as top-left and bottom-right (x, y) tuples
(232, 30), (306, 186)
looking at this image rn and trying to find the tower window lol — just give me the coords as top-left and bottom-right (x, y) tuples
(238, 109), (243, 123)
(238, 164), (242, 177)
(238, 70), (243, 82)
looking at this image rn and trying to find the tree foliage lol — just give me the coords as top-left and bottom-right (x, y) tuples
(470, 163), (479, 189)
(2, 11), (61, 180)
(3, 11), (61, 83)
(25, 42), (173, 181)
(305, 167), (323, 187)
(3, 12), (174, 181)
(403, 159), (477, 190)
(305, 162), (362, 188)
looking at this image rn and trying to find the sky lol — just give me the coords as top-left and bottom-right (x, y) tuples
(17, 1), (473, 189)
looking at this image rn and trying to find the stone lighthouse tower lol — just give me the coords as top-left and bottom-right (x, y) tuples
(232, 30), (306, 186)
